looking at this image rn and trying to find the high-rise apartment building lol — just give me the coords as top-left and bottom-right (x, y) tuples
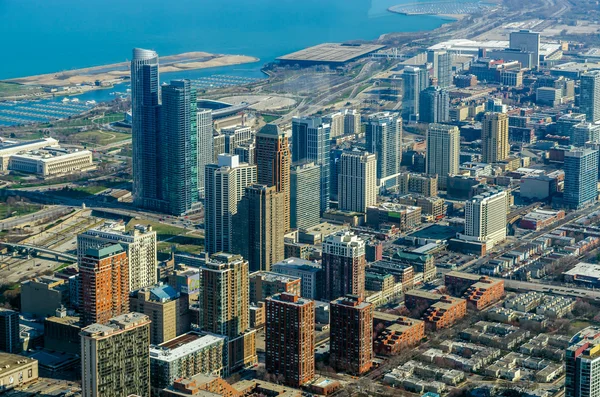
(322, 111), (344, 138)
(419, 86), (450, 123)
(426, 124), (460, 189)
(364, 112), (402, 183)
(337, 151), (377, 213)
(329, 295), (373, 375)
(160, 79), (198, 215)
(205, 154), (257, 255)
(460, 189), (508, 249)
(290, 162), (321, 230)
(402, 66), (430, 120)
(565, 326), (600, 397)
(482, 112), (510, 163)
(343, 109), (361, 135)
(131, 48), (161, 210)
(0, 309), (20, 354)
(77, 222), (157, 292)
(79, 244), (129, 326)
(573, 123), (600, 147)
(564, 148), (599, 209)
(428, 50), (452, 88)
(233, 184), (285, 272)
(322, 231), (366, 301)
(291, 117), (330, 213)
(199, 253), (257, 373)
(197, 108), (213, 197)
(80, 313), (150, 397)
(509, 30), (540, 69)
(265, 293), (315, 387)
(222, 125), (253, 154)
(256, 124), (291, 231)
(580, 71), (600, 124)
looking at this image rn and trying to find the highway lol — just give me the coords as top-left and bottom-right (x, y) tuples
(0, 206), (72, 230)
(503, 279), (600, 300)
(0, 242), (77, 262)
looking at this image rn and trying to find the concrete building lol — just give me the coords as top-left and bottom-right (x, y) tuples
(0, 309), (19, 354)
(343, 109), (361, 135)
(364, 112), (402, 183)
(290, 162), (321, 230)
(337, 151), (377, 213)
(8, 149), (93, 177)
(271, 258), (324, 300)
(482, 112), (510, 163)
(196, 108), (213, 197)
(323, 111), (344, 138)
(536, 87), (562, 107)
(580, 70), (600, 123)
(79, 244), (129, 326)
(265, 293), (315, 387)
(77, 222), (157, 292)
(130, 284), (191, 345)
(419, 86), (449, 124)
(20, 276), (69, 318)
(205, 154), (257, 255)
(563, 262), (600, 288)
(249, 271), (301, 303)
(564, 148), (599, 209)
(233, 184), (285, 272)
(0, 137), (59, 172)
(460, 190), (507, 250)
(199, 253), (257, 373)
(329, 295), (373, 375)
(80, 313), (150, 397)
(565, 326), (600, 397)
(222, 125), (253, 154)
(520, 209), (565, 231)
(256, 124), (292, 232)
(0, 353), (38, 390)
(131, 48), (161, 210)
(291, 117), (330, 213)
(509, 30), (540, 69)
(426, 124), (460, 189)
(44, 310), (81, 355)
(322, 231), (366, 301)
(149, 332), (226, 392)
(573, 123), (600, 147)
(398, 173), (438, 197)
(366, 203), (422, 231)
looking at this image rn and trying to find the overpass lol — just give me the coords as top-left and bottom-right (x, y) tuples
(1, 242), (77, 262)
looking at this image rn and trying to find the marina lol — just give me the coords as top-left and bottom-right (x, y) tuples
(389, 1), (494, 16)
(0, 99), (95, 127)
(189, 75), (264, 90)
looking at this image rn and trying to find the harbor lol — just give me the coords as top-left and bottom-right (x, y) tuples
(389, 1), (494, 16)
(0, 99), (95, 127)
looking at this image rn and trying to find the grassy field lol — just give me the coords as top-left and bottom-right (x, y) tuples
(0, 203), (43, 220)
(73, 130), (130, 146)
(94, 113), (124, 124)
(51, 182), (123, 198)
(0, 82), (43, 99)
(126, 219), (192, 241)
(262, 115), (280, 123)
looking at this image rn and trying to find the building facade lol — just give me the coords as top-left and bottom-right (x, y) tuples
(509, 29), (540, 69)
(197, 108), (213, 197)
(426, 124), (460, 189)
(460, 190), (508, 249)
(322, 231), (366, 301)
(0, 309), (20, 354)
(419, 86), (449, 124)
(337, 151), (377, 213)
(364, 112), (402, 184)
(290, 162), (321, 230)
(564, 148), (599, 209)
(565, 326), (600, 397)
(581, 71), (600, 124)
(482, 112), (510, 163)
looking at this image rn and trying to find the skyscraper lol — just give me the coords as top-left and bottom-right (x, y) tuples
(364, 112), (402, 183)
(205, 154), (257, 255)
(460, 189), (507, 250)
(77, 222), (157, 292)
(329, 295), (373, 375)
(291, 117), (330, 213)
(482, 112), (510, 163)
(0, 309), (19, 354)
(322, 111), (344, 138)
(564, 148), (599, 209)
(233, 184), (285, 272)
(290, 162), (321, 230)
(402, 66), (430, 120)
(256, 124), (291, 231)
(79, 244), (129, 326)
(160, 79), (198, 215)
(197, 108), (214, 197)
(131, 48), (161, 210)
(322, 231), (366, 301)
(428, 50), (452, 88)
(573, 123), (600, 147)
(343, 109), (362, 135)
(580, 71), (600, 124)
(265, 293), (315, 387)
(419, 86), (450, 123)
(81, 313), (150, 397)
(426, 124), (460, 189)
(337, 151), (377, 213)
(509, 30), (540, 69)
(565, 326), (600, 397)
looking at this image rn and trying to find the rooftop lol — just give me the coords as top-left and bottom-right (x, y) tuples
(150, 332), (225, 362)
(81, 312), (149, 337)
(249, 271), (301, 284)
(84, 243), (124, 259)
(563, 262), (600, 278)
(277, 43), (385, 64)
(0, 352), (36, 372)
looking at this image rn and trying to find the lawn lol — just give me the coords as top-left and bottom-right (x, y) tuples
(73, 130), (130, 147)
(262, 115), (280, 123)
(50, 182), (123, 198)
(0, 82), (43, 98)
(0, 203), (43, 220)
(95, 113), (124, 124)
(126, 219), (191, 241)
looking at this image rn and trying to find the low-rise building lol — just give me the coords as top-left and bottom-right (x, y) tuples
(563, 262), (600, 288)
(249, 271), (301, 303)
(405, 290), (467, 330)
(20, 276), (70, 318)
(43, 308), (81, 355)
(374, 317), (425, 355)
(444, 272), (505, 309)
(8, 149), (94, 177)
(366, 203), (422, 231)
(162, 374), (240, 397)
(520, 209), (565, 231)
(0, 353), (38, 391)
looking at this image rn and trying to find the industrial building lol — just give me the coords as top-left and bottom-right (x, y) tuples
(277, 43), (385, 67)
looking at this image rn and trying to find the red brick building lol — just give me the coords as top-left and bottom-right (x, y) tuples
(444, 271), (505, 310)
(405, 290), (467, 330)
(265, 293), (315, 387)
(79, 244), (129, 326)
(329, 295), (373, 375)
(373, 316), (425, 355)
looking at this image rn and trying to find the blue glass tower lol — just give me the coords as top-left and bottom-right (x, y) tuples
(564, 148), (599, 209)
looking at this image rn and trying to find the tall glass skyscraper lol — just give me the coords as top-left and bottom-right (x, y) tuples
(197, 108), (213, 198)
(564, 148), (599, 209)
(364, 112), (402, 185)
(291, 117), (330, 213)
(131, 48), (161, 210)
(580, 71), (600, 123)
(160, 80), (199, 215)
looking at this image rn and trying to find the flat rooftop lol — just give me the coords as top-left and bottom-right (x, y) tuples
(407, 224), (462, 240)
(250, 271), (300, 284)
(277, 43), (385, 64)
(151, 332), (225, 362)
(564, 262), (600, 279)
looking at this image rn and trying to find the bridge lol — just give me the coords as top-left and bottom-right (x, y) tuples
(1, 242), (77, 262)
